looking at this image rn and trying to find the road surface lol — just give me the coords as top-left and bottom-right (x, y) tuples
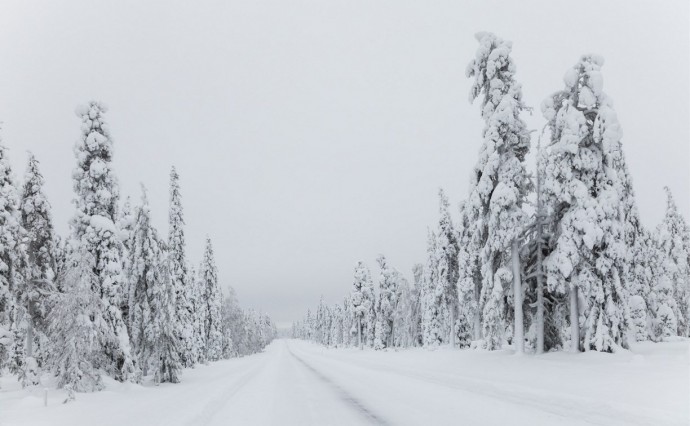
(1, 339), (687, 426)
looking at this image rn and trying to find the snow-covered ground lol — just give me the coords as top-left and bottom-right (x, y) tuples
(1, 339), (688, 426)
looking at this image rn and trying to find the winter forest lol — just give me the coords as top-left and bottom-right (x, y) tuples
(0, 100), (277, 394)
(294, 33), (690, 356)
(1, 1), (689, 425)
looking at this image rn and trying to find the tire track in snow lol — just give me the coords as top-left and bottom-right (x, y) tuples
(183, 358), (268, 426)
(294, 347), (675, 426)
(287, 344), (391, 426)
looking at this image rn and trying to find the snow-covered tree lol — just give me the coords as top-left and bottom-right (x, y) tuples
(374, 255), (397, 349)
(421, 229), (443, 346)
(188, 263), (206, 363)
(423, 190), (461, 347)
(341, 296), (354, 347)
(522, 141), (551, 353)
(0, 135), (27, 383)
(71, 101), (136, 379)
(18, 153), (56, 385)
(466, 32), (531, 351)
(657, 187), (690, 337)
(220, 286), (242, 358)
(457, 201), (482, 342)
(47, 248), (105, 392)
(127, 187), (181, 383)
(168, 167), (194, 366)
(200, 236), (223, 361)
(350, 261), (375, 349)
(330, 304), (344, 347)
(393, 272), (415, 348)
(541, 55), (630, 352)
(117, 196), (135, 334)
(410, 263), (424, 346)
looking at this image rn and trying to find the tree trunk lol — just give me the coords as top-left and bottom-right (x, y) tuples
(473, 280), (481, 340)
(570, 285), (580, 352)
(26, 318), (34, 358)
(535, 265), (545, 355)
(511, 240), (524, 354)
(357, 316), (362, 350)
(26, 302), (34, 358)
(449, 306), (456, 348)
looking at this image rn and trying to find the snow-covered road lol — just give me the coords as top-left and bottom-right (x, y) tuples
(1, 339), (688, 426)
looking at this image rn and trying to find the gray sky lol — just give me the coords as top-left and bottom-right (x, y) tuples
(0, 0), (688, 327)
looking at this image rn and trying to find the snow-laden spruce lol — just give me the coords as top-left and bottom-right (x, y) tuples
(47, 247), (106, 392)
(541, 55), (630, 352)
(71, 101), (137, 379)
(350, 261), (375, 348)
(200, 236), (223, 361)
(0, 134), (28, 386)
(462, 32), (531, 351)
(422, 190), (461, 347)
(18, 153), (56, 386)
(374, 255), (397, 349)
(656, 187), (690, 337)
(168, 167), (196, 367)
(127, 186), (181, 383)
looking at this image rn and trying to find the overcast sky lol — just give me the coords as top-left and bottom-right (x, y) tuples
(0, 0), (688, 327)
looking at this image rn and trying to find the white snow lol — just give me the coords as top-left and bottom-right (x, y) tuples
(1, 339), (687, 426)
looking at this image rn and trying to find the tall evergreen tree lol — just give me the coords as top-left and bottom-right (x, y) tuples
(374, 255), (397, 349)
(541, 55), (630, 352)
(422, 193), (463, 348)
(657, 187), (690, 337)
(71, 101), (136, 380)
(128, 186), (181, 383)
(116, 195), (135, 335)
(0, 136), (26, 383)
(188, 263), (206, 363)
(18, 153), (56, 385)
(350, 262), (366, 349)
(168, 167), (194, 366)
(465, 32), (531, 351)
(200, 236), (223, 361)
(47, 247), (105, 392)
(422, 229), (442, 346)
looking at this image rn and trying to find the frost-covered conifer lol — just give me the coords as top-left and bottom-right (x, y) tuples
(392, 272), (415, 348)
(541, 55), (629, 352)
(424, 190), (461, 347)
(200, 237), (223, 361)
(457, 201), (482, 341)
(188, 263), (206, 363)
(350, 261), (375, 348)
(422, 229), (443, 346)
(71, 101), (136, 379)
(656, 187), (690, 337)
(18, 153), (56, 386)
(410, 264), (424, 346)
(0, 135), (28, 383)
(374, 255), (397, 349)
(330, 304), (343, 347)
(220, 286), (242, 358)
(627, 229), (674, 341)
(117, 195), (135, 332)
(466, 32), (530, 351)
(151, 260), (182, 384)
(341, 296), (354, 347)
(168, 167), (194, 366)
(47, 248), (105, 392)
(128, 187), (181, 383)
